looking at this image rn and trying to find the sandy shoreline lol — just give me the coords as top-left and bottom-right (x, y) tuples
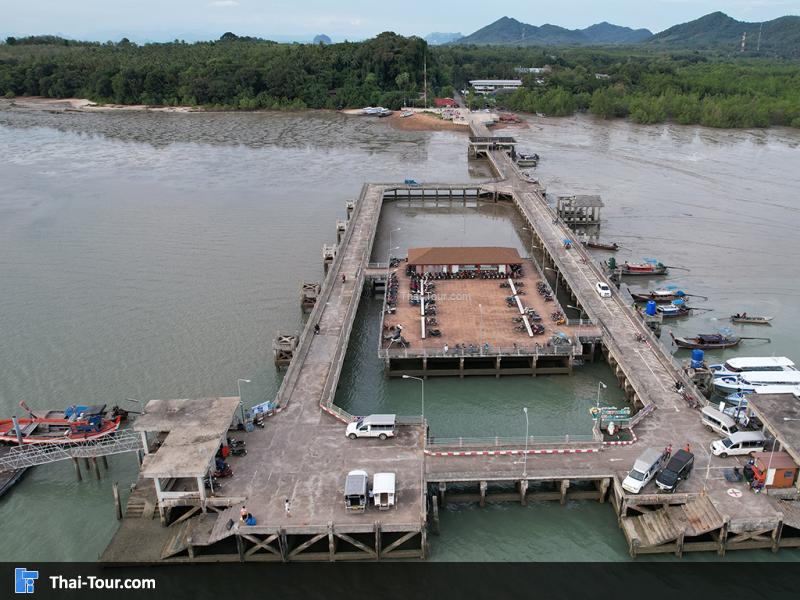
(0, 97), (482, 132)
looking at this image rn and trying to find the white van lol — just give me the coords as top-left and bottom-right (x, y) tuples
(346, 414), (396, 440)
(372, 472), (396, 510)
(710, 431), (768, 458)
(622, 448), (667, 494)
(700, 406), (738, 437)
(344, 470), (368, 511)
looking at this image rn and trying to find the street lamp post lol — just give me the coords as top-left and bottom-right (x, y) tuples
(596, 381), (607, 409)
(523, 407), (529, 479)
(479, 303), (483, 352)
(567, 304), (585, 325)
(402, 375), (424, 421)
(238, 378), (251, 425)
(388, 227), (401, 265)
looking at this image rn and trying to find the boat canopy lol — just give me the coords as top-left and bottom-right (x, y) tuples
(725, 357), (795, 371)
(739, 371), (800, 385)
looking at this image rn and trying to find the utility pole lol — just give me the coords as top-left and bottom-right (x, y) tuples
(757, 23), (763, 52)
(423, 52), (427, 108)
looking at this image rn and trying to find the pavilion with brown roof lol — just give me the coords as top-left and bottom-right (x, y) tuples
(406, 246), (522, 275)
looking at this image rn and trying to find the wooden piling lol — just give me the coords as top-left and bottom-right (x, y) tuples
(112, 481), (122, 520)
(91, 457), (101, 480)
(100, 455), (109, 470)
(519, 480), (528, 506)
(479, 481), (487, 507)
(560, 479), (570, 505)
(73, 457), (82, 482)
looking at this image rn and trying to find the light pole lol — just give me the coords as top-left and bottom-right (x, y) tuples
(596, 381), (607, 409)
(523, 407), (529, 479)
(238, 378), (251, 425)
(402, 375), (424, 421)
(567, 304), (585, 324)
(388, 227), (401, 265)
(479, 303), (483, 351)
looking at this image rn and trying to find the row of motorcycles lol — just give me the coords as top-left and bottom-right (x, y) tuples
(409, 273), (443, 336)
(405, 266), (525, 280)
(386, 272), (399, 311)
(536, 281), (554, 302)
(205, 436), (247, 490)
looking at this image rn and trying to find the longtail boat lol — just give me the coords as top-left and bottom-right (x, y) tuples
(670, 332), (770, 350)
(583, 240), (619, 251)
(619, 261), (668, 276)
(0, 404), (122, 445)
(730, 314), (773, 325)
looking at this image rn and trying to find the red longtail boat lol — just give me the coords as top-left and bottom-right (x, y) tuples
(0, 403), (122, 445)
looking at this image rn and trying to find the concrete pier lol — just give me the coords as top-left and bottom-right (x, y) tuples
(102, 114), (800, 564)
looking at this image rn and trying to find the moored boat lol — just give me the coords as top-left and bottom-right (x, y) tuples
(709, 356), (795, 378)
(713, 372), (800, 395)
(670, 332), (741, 350)
(631, 289), (686, 303)
(583, 240), (619, 251)
(0, 404), (122, 445)
(730, 314), (773, 324)
(607, 257), (668, 276)
(655, 303), (692, 319)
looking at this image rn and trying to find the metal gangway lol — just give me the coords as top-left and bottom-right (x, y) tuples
(0, 429), (143, 471)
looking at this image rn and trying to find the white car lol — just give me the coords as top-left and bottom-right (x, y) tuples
(595, 282), (612, 298)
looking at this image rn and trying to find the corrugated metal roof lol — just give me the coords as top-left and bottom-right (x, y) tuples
(407, 247), (522, 266)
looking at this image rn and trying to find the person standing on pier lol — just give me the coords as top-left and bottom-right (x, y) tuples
(342, 274), (346, 283)
(443, 343), (448, 355)
(284, 498), (291, 518)
(314, 324), (320, 335)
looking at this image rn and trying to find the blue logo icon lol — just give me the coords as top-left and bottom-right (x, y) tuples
(14, 568), (38, 594)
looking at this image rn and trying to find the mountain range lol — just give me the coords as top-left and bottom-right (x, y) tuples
(455, 17), (651, 46)
(451, 12), (800, 55)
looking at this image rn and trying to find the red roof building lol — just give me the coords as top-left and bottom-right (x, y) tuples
(434, 97), (457, 108)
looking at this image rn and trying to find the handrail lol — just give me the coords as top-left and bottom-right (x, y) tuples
(378, 344), (577, 359)
(427, 434), (596, 447)
(275, 185), (371, 408)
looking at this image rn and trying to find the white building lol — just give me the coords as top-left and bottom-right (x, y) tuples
(469, 79), (523, 95)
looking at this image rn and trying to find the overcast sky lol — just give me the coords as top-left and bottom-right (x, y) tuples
(2, 0), (798, 42)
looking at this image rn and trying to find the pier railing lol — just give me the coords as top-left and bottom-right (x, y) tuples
(427, 433), (599, 449)
(276, 185), (372, 410)
(378, 343), (578, 360)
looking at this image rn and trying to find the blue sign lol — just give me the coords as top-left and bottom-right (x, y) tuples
(15, 568), (38, 594)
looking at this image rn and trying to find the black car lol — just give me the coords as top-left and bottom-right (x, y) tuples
(655, 449), (694, 492)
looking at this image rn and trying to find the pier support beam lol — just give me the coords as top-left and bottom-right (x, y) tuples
(73, 457), (82, 482)
(560, 479), (570, 505)
(438, 482), (446, 506)
(328, 522), (336, 562)
(519, 480), (528, 506)
(598, 478), (610, 503)
(479, 481), (487, 507)
(112, 481), (122, 520)
(772, 521), (784, 553)
(100, 455), (109, 470)
(431, 495), (440, 535)
(91, 457), (101, 480)
(675, 529), (686, 558)
(717, 519), (729, 556)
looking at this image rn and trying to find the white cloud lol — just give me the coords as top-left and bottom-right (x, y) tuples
(208, 0), (239, 8)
